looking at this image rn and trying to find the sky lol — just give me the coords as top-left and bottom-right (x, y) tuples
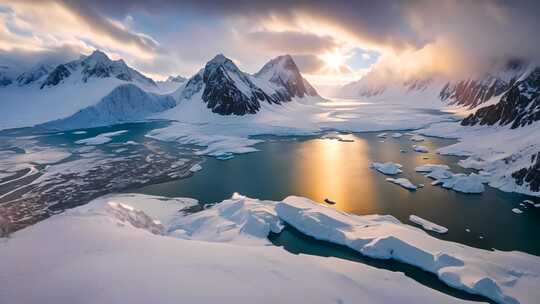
(1, 0), (539, 93)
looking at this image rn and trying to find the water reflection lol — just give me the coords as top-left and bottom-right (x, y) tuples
(292, 136), (378, 213)
(136, 132), (540, 255)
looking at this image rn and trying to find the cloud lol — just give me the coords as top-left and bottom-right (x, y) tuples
(242, 30), (339, 54)
(60, 0), (160, 55)
(1, 0), (539, 84)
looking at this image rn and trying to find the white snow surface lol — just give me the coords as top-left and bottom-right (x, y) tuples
(0, 193), (487, 304)
(409, 215), (448, 234)
(370, 162), (403, 175)
(147, 96), (455, 157)
(419, 121), (540, 196)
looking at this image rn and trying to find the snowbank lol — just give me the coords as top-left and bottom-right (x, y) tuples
(277, 196), (540, 304)
(0, 193), (480, 304)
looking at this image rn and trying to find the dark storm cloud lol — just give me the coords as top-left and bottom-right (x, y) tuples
(243, 31), (340, 54)
(56, 0), (540, 66)
(62, 0), (160, 53)
(58, 0), (424, 50)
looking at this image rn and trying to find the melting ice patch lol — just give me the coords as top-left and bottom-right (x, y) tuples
(75, 130), (128, 145)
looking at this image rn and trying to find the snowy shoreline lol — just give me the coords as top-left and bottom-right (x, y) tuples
(1, 193), (537, 304)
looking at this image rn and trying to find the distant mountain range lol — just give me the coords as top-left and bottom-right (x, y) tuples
(0, 50), (319, 130)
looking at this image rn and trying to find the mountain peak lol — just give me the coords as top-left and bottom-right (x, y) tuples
(84, 50), (111, 65)
(209, 54), (229, 64)
(256, 54), (318, 98)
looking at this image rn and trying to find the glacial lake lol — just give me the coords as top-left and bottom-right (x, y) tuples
(3, 120), (539, 302)
(136, 130), (540, 256)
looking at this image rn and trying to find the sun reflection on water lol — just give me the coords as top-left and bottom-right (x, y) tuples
(292, 135), (379, 213)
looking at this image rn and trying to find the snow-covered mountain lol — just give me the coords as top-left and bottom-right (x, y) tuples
(0, 51), (319, 130)
(338, 60), (532, 110)
(0, 50), (163, 130)
(461, 67), (540, 128)
(176, 54), (319, 115)
(166, 75), (187, 83)
(439, 60), (529, 109)
(39, 50), (156, 89)
(155, 74), (187, 94)
(42, 84), (176, 129)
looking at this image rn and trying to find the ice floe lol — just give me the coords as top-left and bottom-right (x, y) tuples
(189, 164), (202, 173)
(386, 178), (417, 190)
(370, 162), (403, 175)
(415, 165), (486, 194)
(413, 145), (429, 153)
(391, 132), (403, 138)
(409, 215), (448, 234)
(523, 199), (540, 208)
(410, 135), (425, 142)
(512, 208), (523, 214)
(415, 164), (451, 172)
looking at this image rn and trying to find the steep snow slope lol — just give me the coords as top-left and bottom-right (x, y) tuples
(0, 50), (161, 130)
(0, 193), (496, 304)
(462, 67), (540, 128)
(41, 84), (176, 130)
(440, 60), (530, 108)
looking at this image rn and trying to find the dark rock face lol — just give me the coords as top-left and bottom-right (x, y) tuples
(184, 54), (319, 116)
(201, 55), (266, 115)
(461, 68), (540, 129)
(512, 151), (540, 192)
(40, 64), (71, 89)
(440, 60), (527, 108)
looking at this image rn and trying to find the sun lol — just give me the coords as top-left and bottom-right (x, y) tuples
(319, 51), (346, 72)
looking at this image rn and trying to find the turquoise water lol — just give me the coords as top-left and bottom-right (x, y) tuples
(136, 132), (540, 256)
